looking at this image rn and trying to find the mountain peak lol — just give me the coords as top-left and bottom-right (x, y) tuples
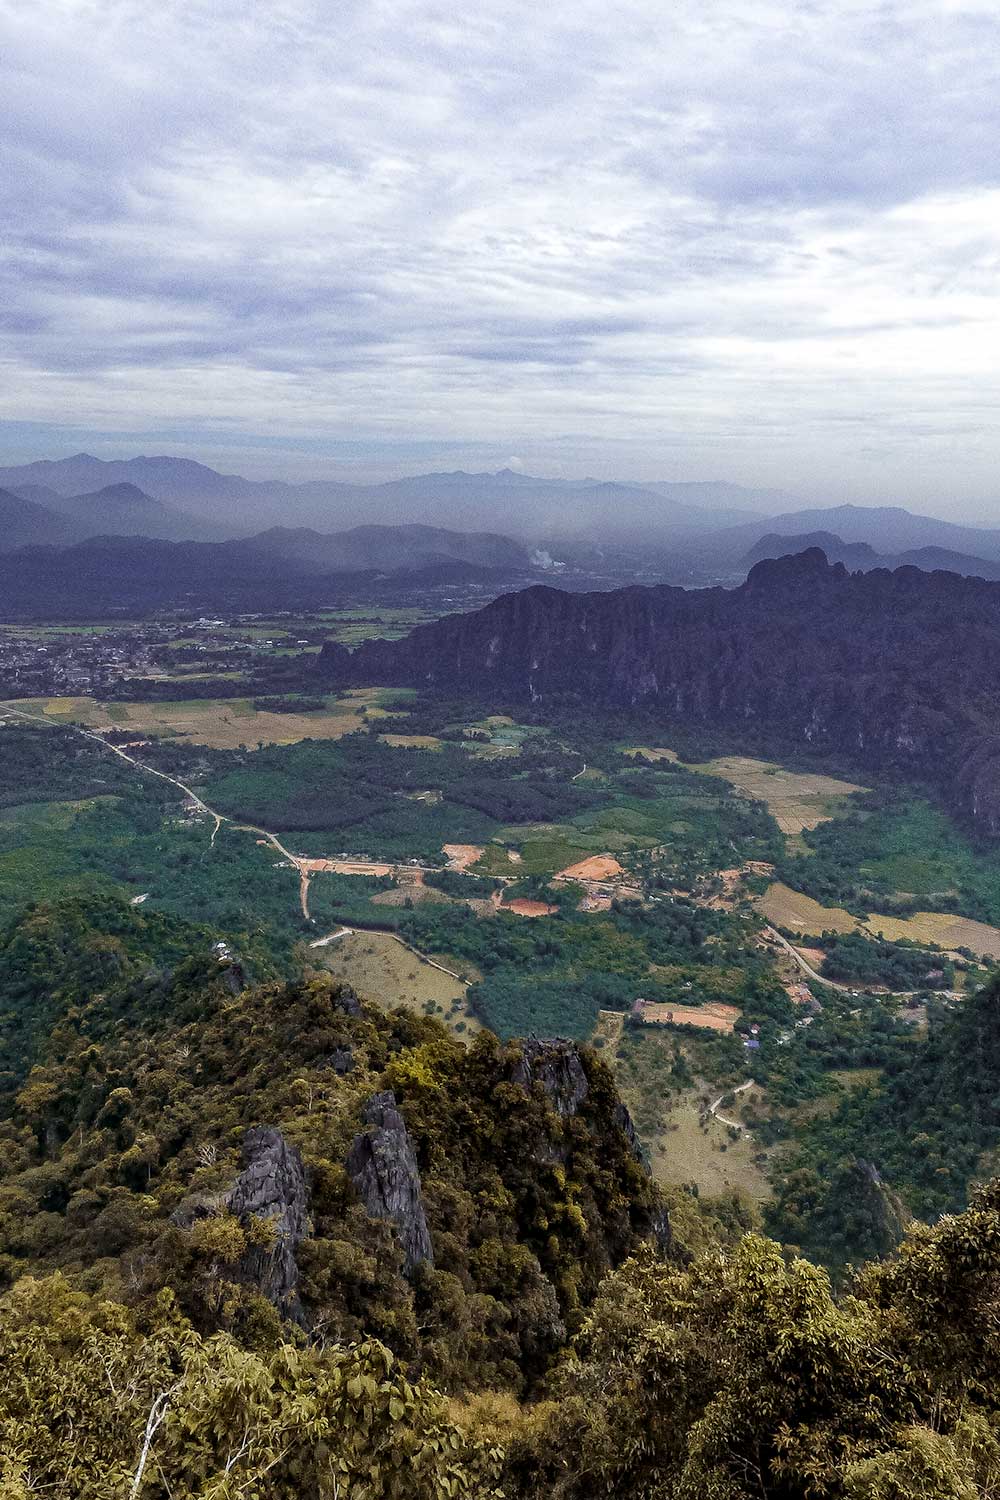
(744, 547), (847, 589)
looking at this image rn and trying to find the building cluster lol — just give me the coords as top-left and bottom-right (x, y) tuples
(0, 628), (161, 698)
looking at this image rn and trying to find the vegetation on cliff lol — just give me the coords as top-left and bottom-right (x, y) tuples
(5, 894), (1000, 1495)
(317, 551), (1000, 836)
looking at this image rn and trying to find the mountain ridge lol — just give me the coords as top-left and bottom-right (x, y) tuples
(317, 548), (1000, 835)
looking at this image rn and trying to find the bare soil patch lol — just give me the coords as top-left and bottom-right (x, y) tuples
(503, 898), (559, 918)
(302, 857), (394, 877)
(557, 853), (625, 881)
(636, 1001), (741, 1033)
(443, 843), (486, 871)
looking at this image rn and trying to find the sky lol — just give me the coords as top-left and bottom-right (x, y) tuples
(3, 0), (1000, 519)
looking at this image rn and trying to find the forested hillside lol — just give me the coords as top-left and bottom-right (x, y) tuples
(2, 893), (1000, 1494)
(319, 549), (1000, 837)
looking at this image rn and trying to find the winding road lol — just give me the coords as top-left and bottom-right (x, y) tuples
(762, 922), (961, 1001)
(1, 703), (315, 918)
(708, 1078), (755, 1134)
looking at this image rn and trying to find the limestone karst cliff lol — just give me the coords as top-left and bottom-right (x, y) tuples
(318, 548), (1000, 834)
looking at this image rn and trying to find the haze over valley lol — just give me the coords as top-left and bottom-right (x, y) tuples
(7, 0), (1000, 1493)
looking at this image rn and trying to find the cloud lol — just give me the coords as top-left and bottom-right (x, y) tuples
(1, 0), (1000, 511)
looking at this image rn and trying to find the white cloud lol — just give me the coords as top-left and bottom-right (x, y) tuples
(2, 0), (1000, 512)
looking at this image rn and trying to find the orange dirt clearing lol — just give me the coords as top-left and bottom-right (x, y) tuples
(504, 898), (559, 918)
(301, 858), (394, 877)
(636, 1001), (741, 1032)
(442, 843), (486, 871)
(557, 854), (625, 881)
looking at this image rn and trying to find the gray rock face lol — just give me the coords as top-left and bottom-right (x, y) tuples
(226, 1125), (309, 1322)
(511, 1038), (589, 1118)
(346, 1091), (433, 1275)
(331, 986), (362, 1017)
(613, 1099), (646, 1163)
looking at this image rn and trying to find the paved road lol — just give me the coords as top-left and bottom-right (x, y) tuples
(762, 922), (961, 1001)
(0, 703), (312, 915)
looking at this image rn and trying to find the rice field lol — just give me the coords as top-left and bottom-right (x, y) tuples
(3, 688), (405, 749)
(685, 756), (864, 837)
(758, 880), (1000, 959)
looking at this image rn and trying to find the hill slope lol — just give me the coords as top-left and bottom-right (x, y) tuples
(712, 501), (1000, 562)
(45, 481), (213, 540)
(0, 486), (84, 550)
(318, 548), (1000, 834)
(0, 894), (670, 1391)
(248, 521), (533, 573)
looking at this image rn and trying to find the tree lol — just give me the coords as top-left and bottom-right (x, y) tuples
(0, 1274), (503, 1499)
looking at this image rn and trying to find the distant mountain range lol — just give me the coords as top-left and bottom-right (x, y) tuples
(0, 453), (794, 538)
(2, 452), (1000, 587)
(744, 531), (1000, 582)
(716, 503), (1000, 563)
(250, 523), (532, 575)
(0, 522), (545, 618)
(0, 480), (216, 548)
(317, 547), (1000, 837)
(0, 487), (84, 549)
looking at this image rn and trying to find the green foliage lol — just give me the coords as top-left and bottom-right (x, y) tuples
(780, 789), (1000, 924)
(0, 892), (270, 1092)
(0, 725), (311, 957)
(513, 1184), (1000, 1499)
(766, 972), (1000, 1265)
(0, 896), (667, 1395)
(198, 734), (598, 858)
(819, 930), (954, 990)
(423, 868), (500, 899)
(0, 723), (139, 809)
(392, 896), (742, 1040)
(0, 1275), (500, 1498)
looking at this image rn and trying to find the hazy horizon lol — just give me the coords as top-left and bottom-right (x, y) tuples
(3, 441), (1000, 530)
(5, 1), (1000, 524)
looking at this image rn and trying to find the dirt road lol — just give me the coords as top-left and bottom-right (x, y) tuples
(709, 1079), (754, 1133)
(308, 923), (469, 984)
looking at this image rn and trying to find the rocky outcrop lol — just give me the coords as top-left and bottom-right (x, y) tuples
(613, 1099), (646, 1163)
(511, 1038), (589, 1118)
(226, 1125), (309, 1322)
(346, 1091), (433, 1275)
(330, 985), (362, 1017)
(317, 549), (1000, 835)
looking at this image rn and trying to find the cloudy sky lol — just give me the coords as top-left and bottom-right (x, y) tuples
(3, 0), (1000, 516)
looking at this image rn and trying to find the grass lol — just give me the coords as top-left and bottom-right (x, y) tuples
(594, 1013), (770, 1200)
(315, 930), (482, 1036)
(378, 734), (444, 750)
(862, 910), (1000, 959)
(2, 689), (411, 749)
(759, 880), (1000, 959)
(685, 756), (864, 837)
(757, 881), (861, 935)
